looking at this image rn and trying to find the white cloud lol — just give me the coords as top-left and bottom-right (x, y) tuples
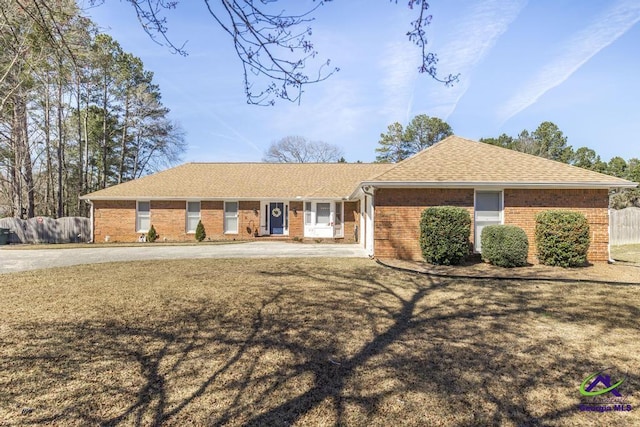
(498, 0), (640, 124)
(379, 40), (420, 123)
(419, 0), (527, 120)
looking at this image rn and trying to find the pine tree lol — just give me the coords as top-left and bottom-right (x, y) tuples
(195, 220), (206, 242)
(147, 224), (158, 242)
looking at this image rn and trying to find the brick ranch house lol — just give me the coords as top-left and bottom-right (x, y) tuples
(81, 136), (637, 263)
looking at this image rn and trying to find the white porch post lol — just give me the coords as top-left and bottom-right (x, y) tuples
(364, 191), (375, 257)
(359, 196), (366, 247)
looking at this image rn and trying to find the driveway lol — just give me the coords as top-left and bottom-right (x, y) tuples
(0, 242), (368, 274)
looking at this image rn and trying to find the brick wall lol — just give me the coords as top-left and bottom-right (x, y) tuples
(201, 201), (260, 240)
(289, 201), (304, 238)
(374, 188), (474, 260)
(93, 200), (261, 242)
(343, 201), (359, 243)
(93, 200), (137, 242)
(504, 189), (610, 262)
(93, 199), (360, 243)
(373, 187), (610, 263)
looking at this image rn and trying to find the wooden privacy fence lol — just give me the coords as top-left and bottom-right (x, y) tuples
(0, 217), (90, 244)
(610, 207), (640, 245)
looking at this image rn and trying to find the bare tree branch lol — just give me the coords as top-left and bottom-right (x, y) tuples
(95, 1), (457, 105)
(263, 136), (343, 163)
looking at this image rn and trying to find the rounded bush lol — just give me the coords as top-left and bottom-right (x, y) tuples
(535, 210), (590, 267)
(419, 206), (471, 265)
(481, 225), (529, 268)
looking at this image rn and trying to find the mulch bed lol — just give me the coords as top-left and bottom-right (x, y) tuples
(378, 256), (640, 284)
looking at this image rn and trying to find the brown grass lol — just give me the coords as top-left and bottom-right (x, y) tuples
(1, 258), (638, 426)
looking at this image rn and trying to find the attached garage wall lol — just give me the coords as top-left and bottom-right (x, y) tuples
(374, 188), (475, 260)
(373, 187), (610, 263)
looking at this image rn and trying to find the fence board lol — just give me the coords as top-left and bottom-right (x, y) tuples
(610, 207), (640, 245)
(0, 217), (90, 244)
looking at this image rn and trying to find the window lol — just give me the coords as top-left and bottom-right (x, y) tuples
(335, 202), (342, 226)
(224, 201), (238, 233)
(475, 191), (503, 252)
(186, 201), (200, 233)
(304, 202), (312, 224)
(136, 201), (150, 232)
(316, 203), (331, 224)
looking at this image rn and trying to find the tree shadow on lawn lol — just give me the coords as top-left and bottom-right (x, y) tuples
(3, 262), (639, 426)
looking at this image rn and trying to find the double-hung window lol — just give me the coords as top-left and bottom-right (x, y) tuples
(186, 201), (201, 233)
(224, 201), (238, 233)
(136, 201), (150, 232)
(316, 203), (331, 225)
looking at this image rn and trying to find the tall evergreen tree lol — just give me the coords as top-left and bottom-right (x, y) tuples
(375, 115), (452, 163)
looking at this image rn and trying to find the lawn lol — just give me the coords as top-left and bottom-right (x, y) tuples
(612, 243), (640, 264)
(1, 258), (638, 426)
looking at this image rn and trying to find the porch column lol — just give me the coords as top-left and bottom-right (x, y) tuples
(364, 191), (374, 257)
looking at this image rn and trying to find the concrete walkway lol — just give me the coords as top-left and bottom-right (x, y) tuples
(0, 242), (368, 274)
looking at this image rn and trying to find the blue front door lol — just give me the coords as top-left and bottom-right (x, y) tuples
(269, 202), (284, 234)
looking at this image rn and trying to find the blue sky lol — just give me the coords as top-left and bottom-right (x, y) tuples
(85, 0), (640, 163)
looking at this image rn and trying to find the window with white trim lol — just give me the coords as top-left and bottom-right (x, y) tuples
(186, 201), (201, 233)
(304, 202), (312, 224)
(316, 203), (331, 224)
(224, 201), (238, 233)
(136, 201), (150, 232)
(475, 191), (503, 252)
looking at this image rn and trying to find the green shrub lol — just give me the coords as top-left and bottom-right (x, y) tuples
(535, 210), (590, 267)
(146, 224), (158, 243)
(419, 206), (471, 265)
(481, 225), (529, 268)
(195, 220), (206, 242)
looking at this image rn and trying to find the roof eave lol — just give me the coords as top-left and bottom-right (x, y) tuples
(80, 195), (352, 201)
(360, 181), (638, 189)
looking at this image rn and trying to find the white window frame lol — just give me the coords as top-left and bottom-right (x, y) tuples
(334, 201), (344, 238)
(474, 190), (504, 252)
(316, 202), (331, 225)
(304, 201), (312, 225)
(186, 201), (201, 233)
(224, 201), (239, 234)
(136, 201), (151, 233)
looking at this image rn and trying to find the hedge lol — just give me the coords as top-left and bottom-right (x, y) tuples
(419, 206), (471, 265)
(535, 210), (590, 267)
(481, 225), (529, 268)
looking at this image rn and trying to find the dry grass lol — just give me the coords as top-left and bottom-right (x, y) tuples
(1, 258), (639, 426)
